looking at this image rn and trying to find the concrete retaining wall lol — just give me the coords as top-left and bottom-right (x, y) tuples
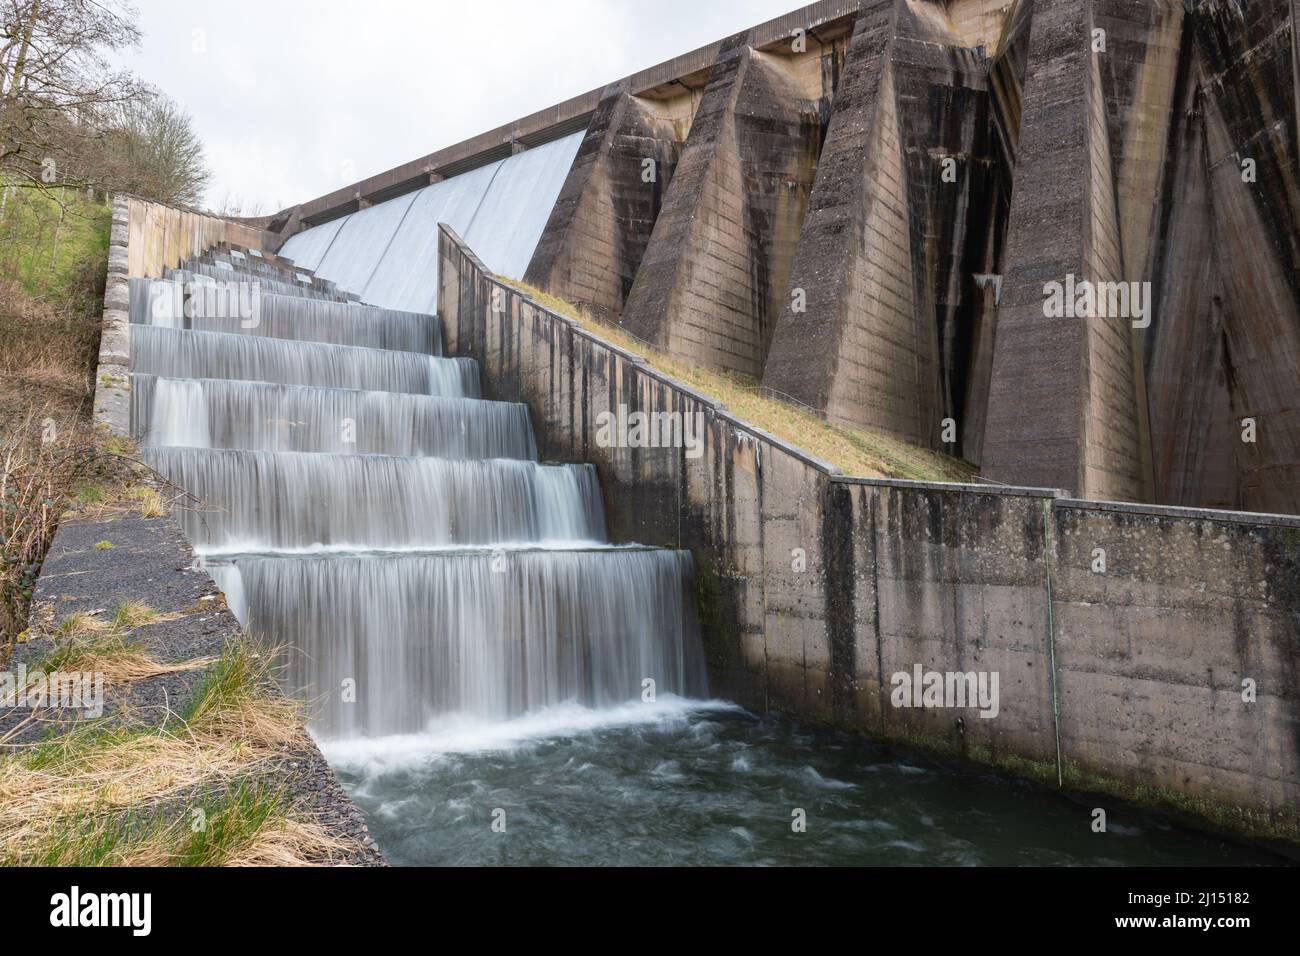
(441, 223), (1300, 840)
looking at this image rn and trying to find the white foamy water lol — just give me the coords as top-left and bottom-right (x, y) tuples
(319, 697), (742, 775)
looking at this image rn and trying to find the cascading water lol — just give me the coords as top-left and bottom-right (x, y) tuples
(131, 245), (705, 744)
(209, 548), (705, 736)
(132, 376), (536, 458)
(131, 278), (440, 352)
(131, 325), (478, 395)
(143, 447), (605, 551)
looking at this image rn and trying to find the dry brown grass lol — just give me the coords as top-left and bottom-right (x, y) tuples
(179, 640), (306, 753)
(0, 640), (353, 867)
(496, 278), (978, 483)
(222, 817), (357, 867)
(35, 632), (212, 686)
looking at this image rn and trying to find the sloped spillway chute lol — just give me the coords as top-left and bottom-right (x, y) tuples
(278, 132), (583, 314)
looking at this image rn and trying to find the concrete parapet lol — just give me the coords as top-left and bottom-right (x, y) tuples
(92, 195), (278, 435)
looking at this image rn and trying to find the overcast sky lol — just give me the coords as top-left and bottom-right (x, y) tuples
(119, 0), (802, 214)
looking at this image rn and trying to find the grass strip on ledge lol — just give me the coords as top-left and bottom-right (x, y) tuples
(496, 278), (978, 483)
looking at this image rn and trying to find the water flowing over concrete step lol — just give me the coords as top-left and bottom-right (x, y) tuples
(142, 447), (606, 552)
(130, 326), (478, 395)
(131, 208), (706, 745)
(129, 278), (441, 353)
(131, 376), (538, 459)
(206, 547), (706, 737)
(167, 263), (352, 301)
(201, 245), (344, 292)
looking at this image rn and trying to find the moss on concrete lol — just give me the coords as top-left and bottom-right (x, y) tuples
(691, 549), (737, 671)
(840, 720), (1300, 846)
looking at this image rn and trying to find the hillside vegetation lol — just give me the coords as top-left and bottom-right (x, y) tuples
(0, 187), (112, 646)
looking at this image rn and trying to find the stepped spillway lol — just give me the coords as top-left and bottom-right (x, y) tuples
(209, 548), (704, 737)
(130, 246), (705, 739)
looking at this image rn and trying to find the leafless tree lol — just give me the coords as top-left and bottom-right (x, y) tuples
(0, 0), (144, 192)
(99, 91), (211, 206)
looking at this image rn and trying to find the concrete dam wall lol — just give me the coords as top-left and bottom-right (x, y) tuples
(272, 0), (1300, 517)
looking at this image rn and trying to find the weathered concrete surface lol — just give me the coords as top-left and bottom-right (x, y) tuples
(94, 197), (134, 435)
(1051, 500), (1300, 834)
(620, 27), (844, 378)
(760, 1), (907, 430)
(442, 223), (1300, 839)
(983, 0), (1300, 512)
(123, 195), (276, 280)
(835, 479), (1061, 766)
(524, 82), (693, 321)
(762, 0), (1028, 456)
(1145, 0), (1300, 516)
(981, 0), (1146, 501)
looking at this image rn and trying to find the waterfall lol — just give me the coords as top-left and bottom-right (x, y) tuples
(131, 325), (478, 395)
(130, 278), (441, 353)
(143, 447), (605, 552)
(134, 209), (703, 743)
(132, 376), (537, 459)
(208, 548), (706, 737)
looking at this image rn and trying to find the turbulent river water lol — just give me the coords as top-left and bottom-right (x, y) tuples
(322, 699), (1282, 867)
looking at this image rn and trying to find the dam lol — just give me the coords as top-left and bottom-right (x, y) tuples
(123, 241), (1278, 866)
(82, 0), (1300, 863)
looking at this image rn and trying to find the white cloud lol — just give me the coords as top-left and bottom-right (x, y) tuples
(119, 0), (804, 213)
